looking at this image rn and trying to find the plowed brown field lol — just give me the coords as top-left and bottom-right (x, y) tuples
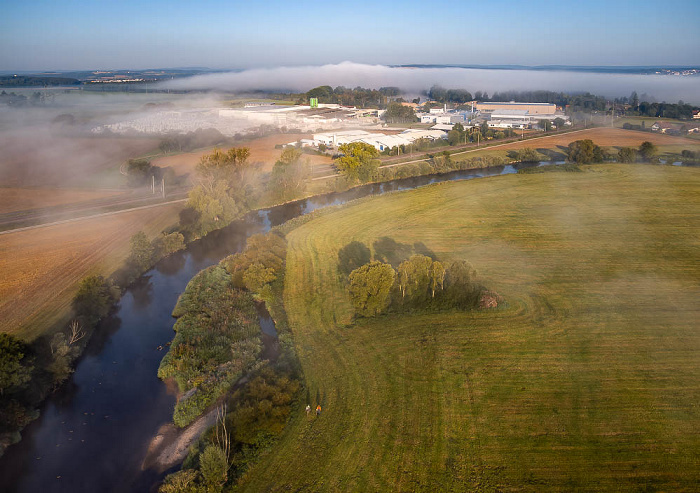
(485, 127), (696, 152)
(0, 203), (182, 340)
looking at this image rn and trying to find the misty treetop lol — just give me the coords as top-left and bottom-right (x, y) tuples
(182, 146), (254, 238)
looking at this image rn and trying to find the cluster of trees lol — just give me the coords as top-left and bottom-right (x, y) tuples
(159, 364), (300, 493)
(566, 139), (658, 165)
(618, 142), (657, 163)
(347, 253), (484, 317)
(158, 265), (263, 428)
(0, 90), (53, 107)
(507, 148), (544, 163)
(304, 85), (401, 108)
(0, 76), (79, 87)
(179, 147), (254, 238)
(124, 158), (177, 188)
(428, 85), (473, 104)
(0, 334), (38, 444)
(159, 233), (301, 492)
(158, 128), (230, 154)
(384, 102), (418, 123)
(681, 149), (699, 163)
(222, 232), (287, 302)
(334, 142), (380, 183)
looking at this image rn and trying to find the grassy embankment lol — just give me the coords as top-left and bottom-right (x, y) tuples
(236, 164), (700, 491)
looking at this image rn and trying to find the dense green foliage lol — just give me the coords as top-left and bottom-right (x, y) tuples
(304, 85), (400, 108)
(158, 266), (262, 427)
(183, 147), (253, 238)
(0, 334), (32, 397)
(334, 142), (380, 183)
(0, 76), (80, 87)
(507, 147), (542, 163)
(567, 139), (605, 164)
(160, 234), (299, 492)
(618, 146), (637, 163)
(428, 85), (473, 104)
(348, 255), (483, 317)
(638, 141), (657, 161)
(127, 231), (156, 274)
(222, 232), (286, 301)
(383, 102), (418, 123)
(72, 275), (119, 327)
(348, 262), (396, 317)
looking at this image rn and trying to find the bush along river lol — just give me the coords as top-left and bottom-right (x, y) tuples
(0, 161), (544, 492)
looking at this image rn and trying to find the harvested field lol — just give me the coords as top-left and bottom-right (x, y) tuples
(0, 188), (125, 214)
(0, 203), (182, 340)
(484, 127), (696, 152)
(152, 133), (333, 175)
(0, 129), (160, 188)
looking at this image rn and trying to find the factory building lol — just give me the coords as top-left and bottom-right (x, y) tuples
(476, 102), (557, 115)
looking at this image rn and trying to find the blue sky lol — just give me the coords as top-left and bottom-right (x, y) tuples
(1, 0), (699, 71)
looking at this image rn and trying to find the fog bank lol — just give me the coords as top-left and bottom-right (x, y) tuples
(161, 62), (700, 104)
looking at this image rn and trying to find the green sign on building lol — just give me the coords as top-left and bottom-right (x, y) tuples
(310, 97), (318, 108)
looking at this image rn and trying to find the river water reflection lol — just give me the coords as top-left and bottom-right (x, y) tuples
(0, 162), (542, 492)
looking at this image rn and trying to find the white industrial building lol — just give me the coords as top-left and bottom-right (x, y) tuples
(485, 110), (570, 129)
(307, 128), (447, 152)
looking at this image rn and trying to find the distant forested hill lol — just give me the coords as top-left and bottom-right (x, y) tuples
(0, 75), (80, 87)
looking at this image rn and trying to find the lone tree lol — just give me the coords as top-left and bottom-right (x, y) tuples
(72, 275), (118, 326)
(348, 261), (396, 317)
(567, 139), (604, 164)
(128, 231), (155, 274)
(335, 142), (380, 183)
(638, 141), (657, 161)
(618, 147), (637, 163)
(269, 147), (309, 201)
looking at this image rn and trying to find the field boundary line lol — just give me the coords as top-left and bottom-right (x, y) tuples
(0, 199), (187, 236)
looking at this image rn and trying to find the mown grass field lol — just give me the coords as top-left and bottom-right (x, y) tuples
(236, 164), (700, 491)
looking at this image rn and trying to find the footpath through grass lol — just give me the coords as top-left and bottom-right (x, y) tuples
(235, 164), (700, 491)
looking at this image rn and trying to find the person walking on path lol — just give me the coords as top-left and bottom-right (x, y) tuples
(305, 404), (311, 416)
(316, 405), (321, 417)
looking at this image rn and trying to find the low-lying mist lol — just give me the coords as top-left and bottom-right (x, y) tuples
(0, 91), (227, 190)
(161, 61), (700, 104)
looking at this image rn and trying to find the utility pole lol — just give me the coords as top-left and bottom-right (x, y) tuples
(161, 177), (165, 199)
(151, 175), (155, 194)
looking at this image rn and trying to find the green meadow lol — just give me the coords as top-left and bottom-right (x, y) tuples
(235, 164), (700, 491)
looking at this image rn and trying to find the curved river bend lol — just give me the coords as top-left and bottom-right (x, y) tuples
(0, 163), (539, 492)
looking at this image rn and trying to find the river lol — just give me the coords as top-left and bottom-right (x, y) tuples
(0, 162), (541, 492)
